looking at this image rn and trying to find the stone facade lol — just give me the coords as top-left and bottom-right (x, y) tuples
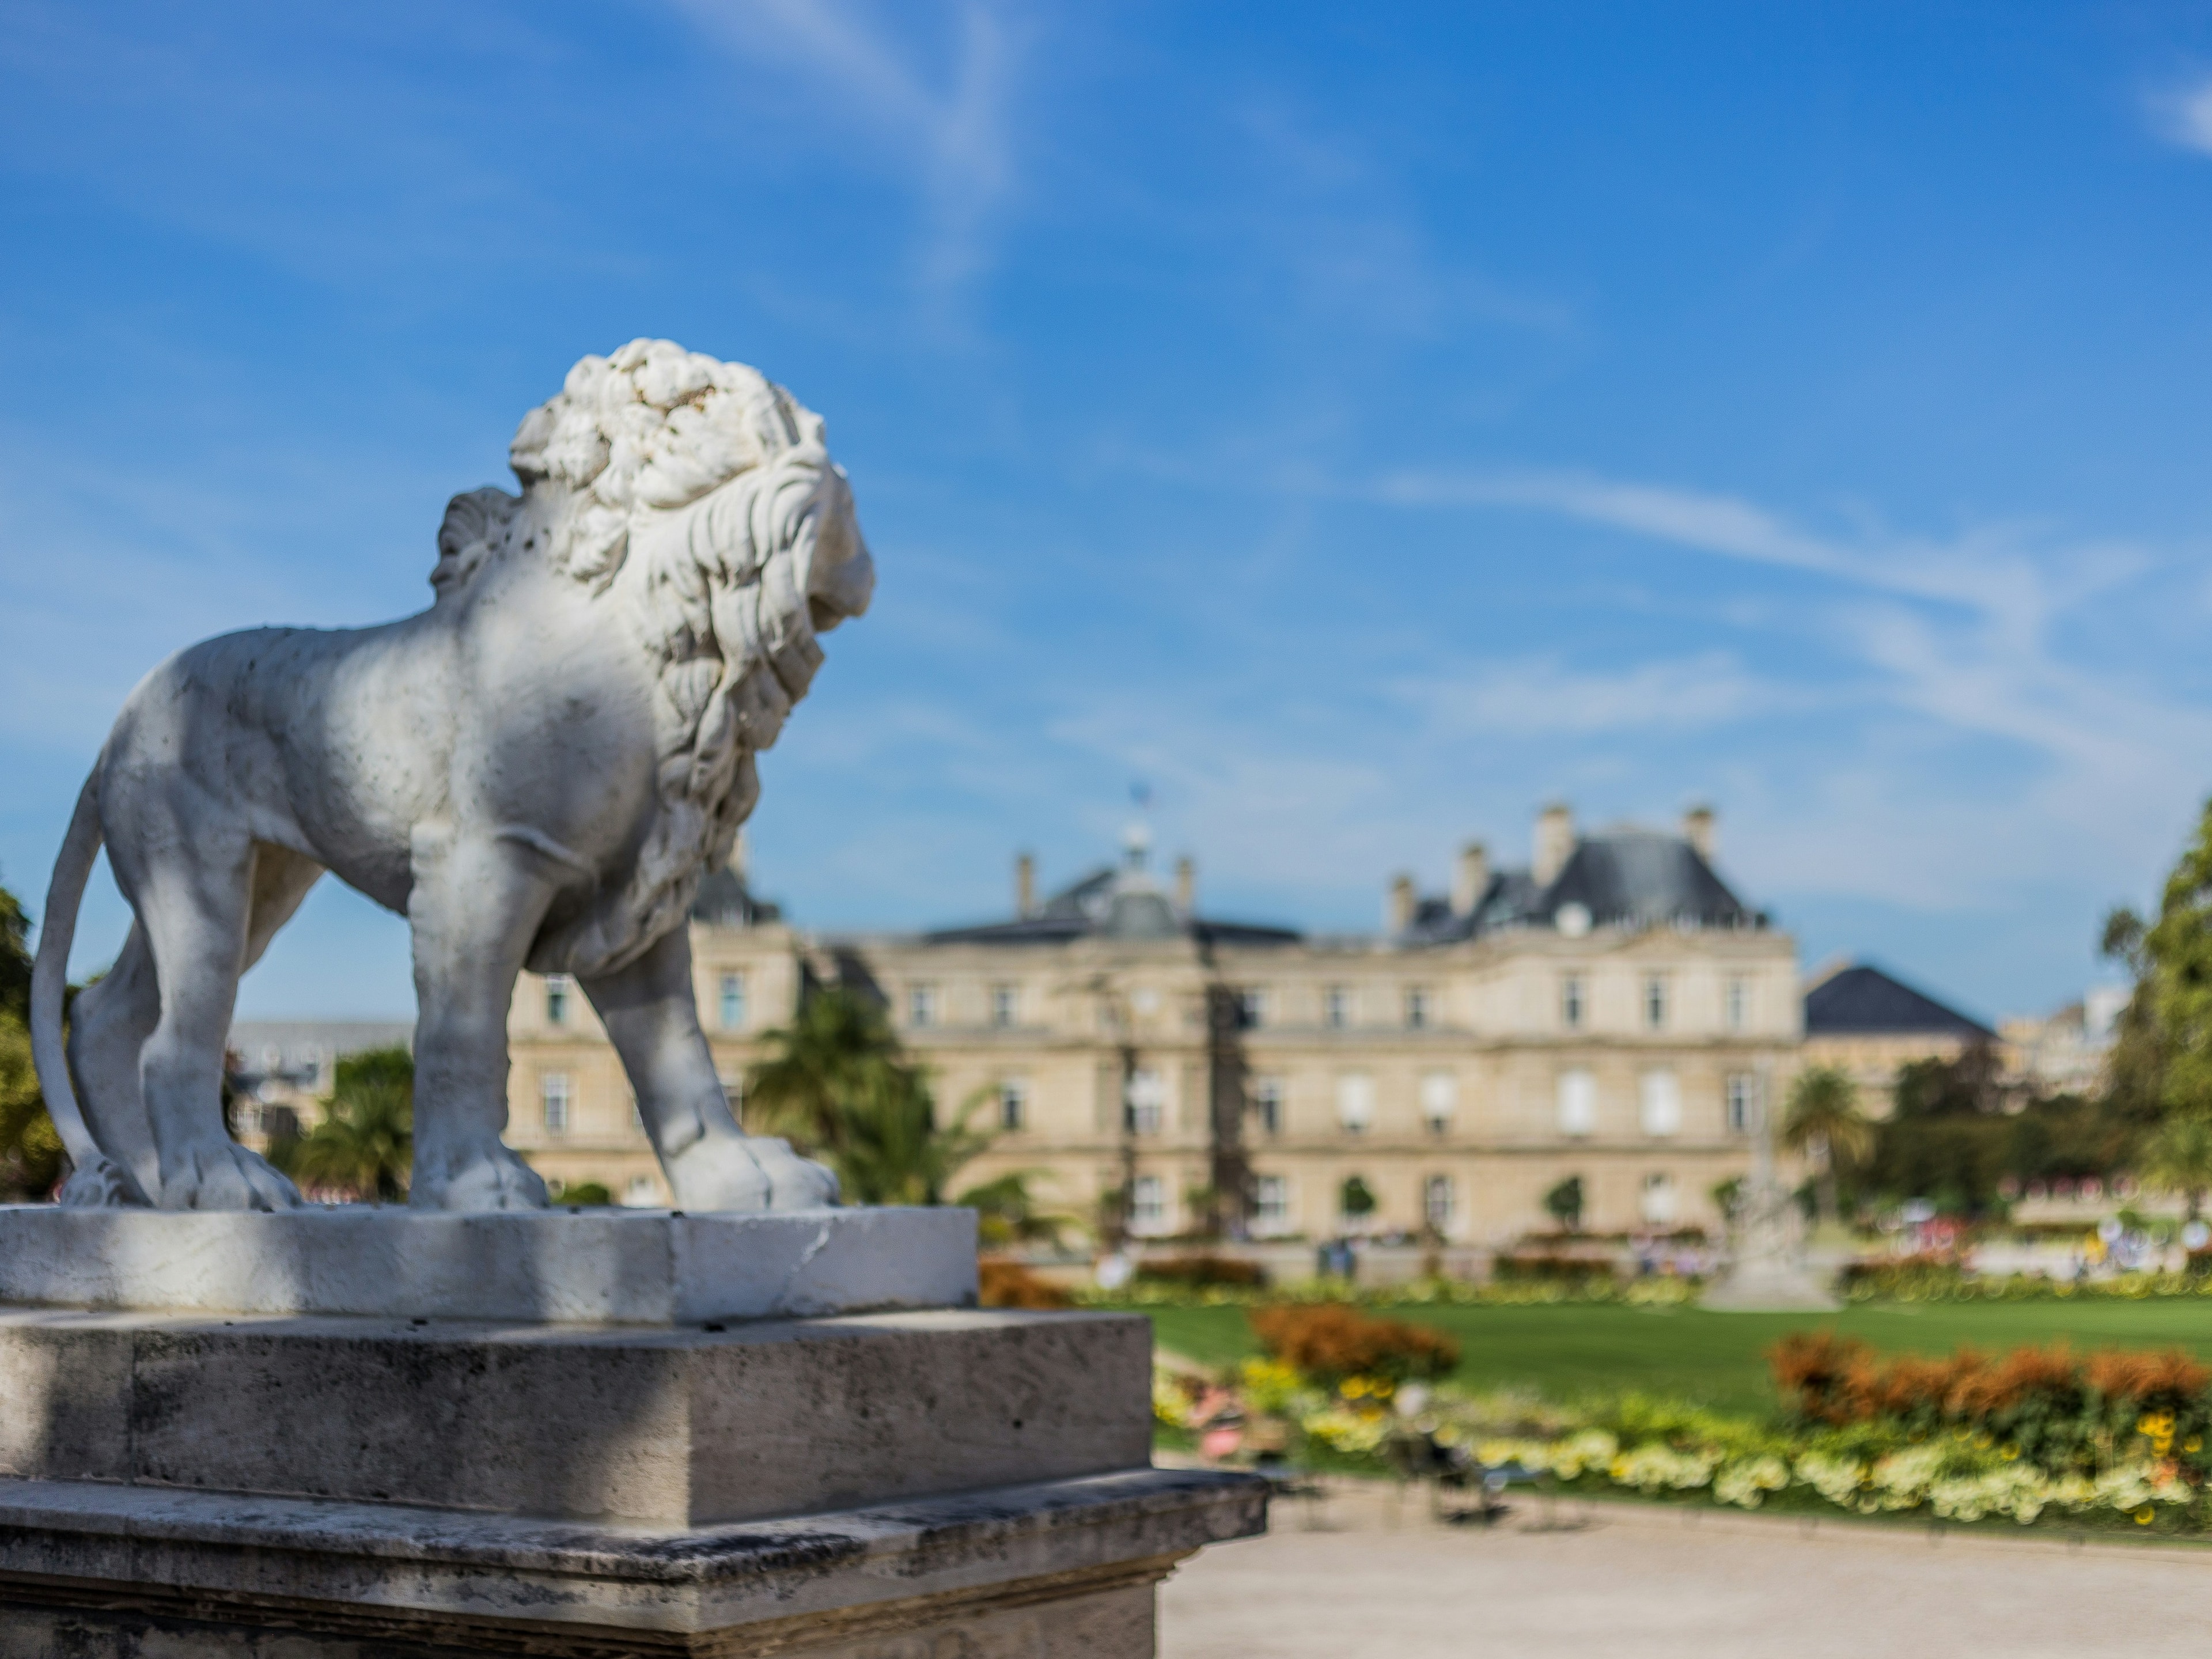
(508, 806), (1800, 1240)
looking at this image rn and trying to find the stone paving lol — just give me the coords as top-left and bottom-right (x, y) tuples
(1161, 1479), (2212, 1658)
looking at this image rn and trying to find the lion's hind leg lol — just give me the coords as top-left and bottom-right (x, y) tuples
(108, 804), (303, 1213)
(66, 921), (164, 1203)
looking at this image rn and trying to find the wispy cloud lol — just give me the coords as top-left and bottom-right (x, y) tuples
(1363, 464), (2210, 898)
(1392, 654), (1778, 737)
(670, 0), (1020, 309)
(2151, 75), (2212, 157)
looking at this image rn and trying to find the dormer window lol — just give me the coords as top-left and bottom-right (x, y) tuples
(1643, 974), (1669, 1031)
(1560, 975), (1586, 1031)
(545, 975), (573, 1026)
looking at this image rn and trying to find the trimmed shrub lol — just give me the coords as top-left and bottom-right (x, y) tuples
(1249, 1303), (1459, 1385)
(1134, 1254), (1268, 1289)
(978, 1260), (1073, 1309)
(1494, 1252), (1616, 1286)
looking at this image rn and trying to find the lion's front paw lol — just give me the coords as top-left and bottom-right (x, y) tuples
(157, 1142), (302, 1213)
(410, 1139), (548, 1212)
(662, 1134), (771, 1213)
(745, 1136), (839, 1210)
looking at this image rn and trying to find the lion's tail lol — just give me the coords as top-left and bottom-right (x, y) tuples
(31, 772), (140, 1204)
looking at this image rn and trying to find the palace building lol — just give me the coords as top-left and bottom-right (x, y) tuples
(503, 802), (1800, 1243)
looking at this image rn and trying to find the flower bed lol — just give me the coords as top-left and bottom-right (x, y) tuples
(1153, 1313), (2212, 1534)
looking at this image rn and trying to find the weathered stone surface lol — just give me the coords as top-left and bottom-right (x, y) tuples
(0, 1205), (977, 1323)
(0, 1467), (1263, 1655)
(0, 1308), (1150, 1525)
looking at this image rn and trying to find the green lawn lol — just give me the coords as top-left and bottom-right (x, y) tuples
(1144, 1300), (2212, 1416)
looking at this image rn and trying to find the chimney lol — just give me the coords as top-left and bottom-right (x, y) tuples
(1387, 873), (1417, 934)
(1533, 802), (1574, 887)
(1451, 840), (1489, 916)
(1015, 853), (1036, 918)
(1682, 805), (1716, 862)
(1175, 855), (1195, 915)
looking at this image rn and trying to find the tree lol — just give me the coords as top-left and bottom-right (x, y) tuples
(2105, 800), (2212, 1124)
(271, 1046), (413, 1202)
(0, 1010), (63, 1200)
(1781, 1066), (1874, 1226)
(744, 985), (906, 1159)
(1543, 1174), (1584, 1233)
(0, 877), (30, 1021)
(0, 874), (62, 1200)
(747, 985), (1009, 1216)
(2139, 1111), (2212, 1221)
(956, 1169), (1070, 1252)
(1339, 1174), (1378, 1225)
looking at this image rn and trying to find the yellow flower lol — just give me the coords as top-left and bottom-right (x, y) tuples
(2135, 1506), (2155, 1525)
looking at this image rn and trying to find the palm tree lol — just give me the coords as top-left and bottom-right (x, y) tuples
(957, 1168), (1070, 1252)
(1782, 1066), (1874, 1226)
(744, 986), (906, 1158)
(748, 987), (1012, 1213)
(271, 1046), (413, 1202)
(2139, 1110), (2212, 1221)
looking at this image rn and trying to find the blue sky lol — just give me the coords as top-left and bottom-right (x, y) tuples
(5, 2), (2212, 1024)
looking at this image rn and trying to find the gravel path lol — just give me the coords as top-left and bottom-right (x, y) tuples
(1161, 1480), (2212, 1658)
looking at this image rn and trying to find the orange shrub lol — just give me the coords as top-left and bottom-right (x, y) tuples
(1248, 1304), (1459, 1384)
(978, 1260), (1073, 1309)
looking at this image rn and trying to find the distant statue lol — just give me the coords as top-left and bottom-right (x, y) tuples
(30, 341), (873, 1212)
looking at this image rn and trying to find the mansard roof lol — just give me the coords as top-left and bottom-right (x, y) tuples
(690, 863), (783, 927)
(1804, 963), (1993, 1040)
(1399, 825), (1766, 945)
(925, 865), (1302, 949)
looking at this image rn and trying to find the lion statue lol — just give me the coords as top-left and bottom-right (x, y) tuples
(29, 340), (874, 1212)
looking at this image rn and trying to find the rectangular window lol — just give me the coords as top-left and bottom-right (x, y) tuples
(998, 1078), (1028, 1131)
(1639, 1069), (1683, 1138)
(718, 972), (746, 1031)
(1641, 1171), (1679, 1225)
(1129, 1173), (1168, 1233)
(1124, 1067), (1165, 1135)
(1324, 986), (1351, 1029)
(1560, 975), (1586, 1031)
(1420, 1071), (1457, 1135)
(1556, 1069), (1596, 1138)
(541, 1073), (572, 1136)
(625, 1174), (659, 1207)
(1254, 1174), (1291, 1232)
(1336, 1074), (1375, 1135)
(907, 984), (938, 1028)
(1725, 975), (1749, 1033)
(1238, 987), (1268, 1029)
(1424, 1174), (1456, 1233)
(1251, 1076), (1285, 1136)
(1405, 987), (1431, 1030)
(545, 975), (572, 1026)
(1643, 974), (1669, 1031)
(1726, 1073), (1758, 1135)
(991, 984), (1019, 1028)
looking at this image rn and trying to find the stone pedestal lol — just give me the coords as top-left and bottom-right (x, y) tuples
(0, 1211), (1263, 1654)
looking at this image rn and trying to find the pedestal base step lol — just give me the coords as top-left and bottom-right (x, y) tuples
(0, 1467), (1266, 1657)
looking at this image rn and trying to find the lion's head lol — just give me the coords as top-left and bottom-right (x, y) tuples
(445, 339), (874, 977)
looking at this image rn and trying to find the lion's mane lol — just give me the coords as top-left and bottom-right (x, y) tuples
(470, 338), (871, 978)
